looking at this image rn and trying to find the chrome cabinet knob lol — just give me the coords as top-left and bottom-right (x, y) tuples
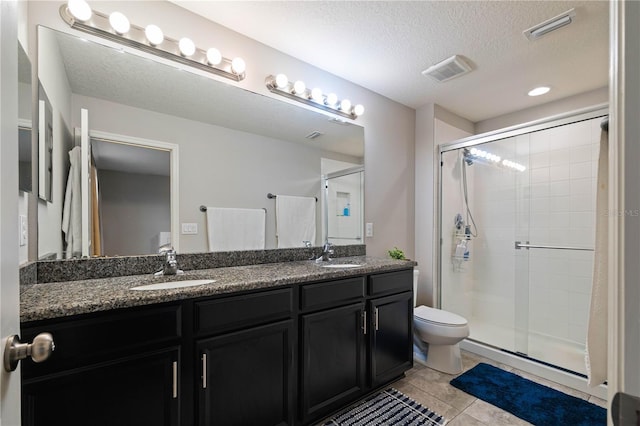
(4, 333), (55, 372)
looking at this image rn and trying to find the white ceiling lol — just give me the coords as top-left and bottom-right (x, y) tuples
(170, 1), (609, 123)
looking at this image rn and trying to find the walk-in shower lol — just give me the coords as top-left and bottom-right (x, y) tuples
(438, 106), (608, 396)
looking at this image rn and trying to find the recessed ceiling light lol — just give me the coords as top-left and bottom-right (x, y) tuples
(528, 86), (551, 97)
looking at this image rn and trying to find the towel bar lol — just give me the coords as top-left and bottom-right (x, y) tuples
(267, 193), (317, 202)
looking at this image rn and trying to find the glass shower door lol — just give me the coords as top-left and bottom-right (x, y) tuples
(440, 135), (527, 355)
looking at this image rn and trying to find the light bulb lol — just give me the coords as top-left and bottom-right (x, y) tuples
(68, 0), (92, 22)
(311, 88), (323, 102)
(340, 99), (352, 112)
(326, 93), (338, 107)
(353, 104), (365, 116)
(231, 57), (246, 75)
(206, 48), (222, 65)
(145, 25), (164, 46)
(109, 11), (130, 35)
(293, 80), (306, 95)
(275, 74), (288, 89)
(178, 37), (196, 57)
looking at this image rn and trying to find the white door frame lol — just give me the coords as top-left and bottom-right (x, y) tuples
(0, 0), (23, 424)
(89, 129), (180, 253)
(609, 1), (640, 424)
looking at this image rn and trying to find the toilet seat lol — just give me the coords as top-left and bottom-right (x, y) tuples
(414, 305), (467, 327)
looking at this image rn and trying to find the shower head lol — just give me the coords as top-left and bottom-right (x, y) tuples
(463, 148), (474, 166)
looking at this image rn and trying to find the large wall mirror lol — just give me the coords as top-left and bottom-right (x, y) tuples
(36, 25), (364, 260)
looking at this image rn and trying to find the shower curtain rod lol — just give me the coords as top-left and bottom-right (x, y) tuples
(515, 241), (594, 251)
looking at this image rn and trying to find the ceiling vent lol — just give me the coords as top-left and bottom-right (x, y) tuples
(305, 131), (323, 140)
(523, 8), (576, 41)
(422, 55), (472, 83)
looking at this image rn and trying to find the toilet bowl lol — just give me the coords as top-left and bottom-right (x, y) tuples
(413, 270), (469, 374)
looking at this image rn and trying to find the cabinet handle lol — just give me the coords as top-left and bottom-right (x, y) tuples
(374, 307), (379, 331)
(202, 353), (207, 389)
(362, 311), (367, 335)
(172, 361), (178, 399)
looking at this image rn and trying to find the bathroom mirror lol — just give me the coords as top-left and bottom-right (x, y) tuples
(36, 26), (364, 260)
(18, 42), (33, 193)
(37, 83), (53, 202)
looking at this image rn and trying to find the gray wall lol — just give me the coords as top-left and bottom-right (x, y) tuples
(98, 170), (170, 256)
(29, 1), (417, 259)
(72, 93), (360, 252)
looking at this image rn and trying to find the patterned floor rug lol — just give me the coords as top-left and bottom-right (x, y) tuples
(323, 388), (446, 426)
(450, 363), (606, 426)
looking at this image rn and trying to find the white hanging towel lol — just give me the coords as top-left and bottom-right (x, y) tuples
(585, 128), (608, 387)
(275, 195), (316, 248)
(206, 207), (265, 252)
(61, 146), (82, 259)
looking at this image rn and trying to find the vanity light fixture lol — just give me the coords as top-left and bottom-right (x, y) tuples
(266, 74), (364, 120)
(60, 0), (246, 81)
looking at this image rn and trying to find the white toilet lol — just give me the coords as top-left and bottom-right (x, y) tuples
(413, 270), (469, 374)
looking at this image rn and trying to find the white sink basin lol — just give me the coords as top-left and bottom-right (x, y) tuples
(320, 264), (363, 269)
(130, 279), (216, 291)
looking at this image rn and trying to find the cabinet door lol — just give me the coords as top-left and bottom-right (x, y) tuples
(370, 291), (413, 387)
(22, 347), (180, 426)
(300, 303), (366, 424)
(197, 320), (294, 426)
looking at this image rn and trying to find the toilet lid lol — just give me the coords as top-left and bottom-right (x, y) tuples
(414, 305), (467, 326)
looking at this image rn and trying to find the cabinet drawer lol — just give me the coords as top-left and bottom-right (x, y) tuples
(300, 277), (365, 311)
(195, 288), (292, 336)
(368, 269), (413, 296)
(22, 304), (181, 379)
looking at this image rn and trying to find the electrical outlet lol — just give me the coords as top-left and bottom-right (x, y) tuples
(181, 223), (198, 235)
(19, 215), (27, 246)
(365, 222), (373, 237)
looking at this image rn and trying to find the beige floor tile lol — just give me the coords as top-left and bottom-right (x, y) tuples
(446, 412), (489, 426)
(589, 395), (608, 408)
(463, 399), (533, 426)
(392, 380), (460, 421)
(406, 370), (476, 411)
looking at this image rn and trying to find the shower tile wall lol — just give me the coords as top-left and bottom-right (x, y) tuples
(525, 118), (600, 360)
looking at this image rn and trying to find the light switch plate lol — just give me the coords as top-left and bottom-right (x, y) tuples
(181, 223), (198, 235)
(365, 222), (373, 237)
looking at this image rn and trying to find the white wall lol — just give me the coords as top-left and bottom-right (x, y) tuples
(35, 23), (73, 259)
(29, 0), (416, 258)
(71, 94), (360, 252)
(98, 170), (170, 256)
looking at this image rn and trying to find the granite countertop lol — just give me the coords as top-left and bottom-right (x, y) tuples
(20, 256), (416, 323)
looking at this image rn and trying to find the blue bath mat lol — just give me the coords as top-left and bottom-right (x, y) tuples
(450, 363), (606, 426)
(323, 388), (445, 425)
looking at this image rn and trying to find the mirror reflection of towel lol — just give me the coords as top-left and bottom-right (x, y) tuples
(276, 195), (316, 248)
(61, 147), (82, 259)
(206, 207), (265, 252)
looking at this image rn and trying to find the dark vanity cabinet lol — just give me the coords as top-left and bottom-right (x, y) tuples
(368, 270), (414, 387)
(21, 267), (413, 426)
(299, 277), (367, 424)
(20, 304), (182, 426)
(192, 288), (295, 426)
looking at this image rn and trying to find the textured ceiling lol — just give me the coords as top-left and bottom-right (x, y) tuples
(170, 1), (609, 122)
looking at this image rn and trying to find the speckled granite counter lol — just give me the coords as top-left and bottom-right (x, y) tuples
(21, 256), (415, 323)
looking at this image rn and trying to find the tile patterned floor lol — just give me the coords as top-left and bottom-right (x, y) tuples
(391, 350), (608, 425)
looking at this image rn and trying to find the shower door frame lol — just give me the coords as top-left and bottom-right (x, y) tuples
(435, 104), (608, 397)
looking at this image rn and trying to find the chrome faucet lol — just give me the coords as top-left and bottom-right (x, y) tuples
(315, 242), (335, 262)
(155, 244), (184, 276)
